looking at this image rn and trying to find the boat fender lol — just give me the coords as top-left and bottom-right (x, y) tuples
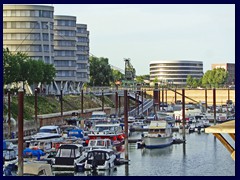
(158, 134), (162, 137)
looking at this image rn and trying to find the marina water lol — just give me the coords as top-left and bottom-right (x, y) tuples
(56, 131), (235, 176)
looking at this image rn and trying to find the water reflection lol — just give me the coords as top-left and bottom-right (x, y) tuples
(141, 146), (173, 156)
(183, 142), (186, 156)
(83, 168), (117, 176)
(52, 133), (235, 176)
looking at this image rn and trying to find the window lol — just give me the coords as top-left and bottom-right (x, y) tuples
(56, 30), (76, 37)
(57, 20), (76, 27)
(55, 50), (75, 57)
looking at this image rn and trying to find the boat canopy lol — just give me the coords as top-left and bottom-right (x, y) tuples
(23, 163), (53, 176)
(149, 121), (167, 129)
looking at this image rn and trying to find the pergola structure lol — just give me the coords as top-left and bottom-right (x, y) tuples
(205, 120), (235, 161)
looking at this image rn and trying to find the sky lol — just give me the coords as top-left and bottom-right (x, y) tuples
(41, 4), (234, 75)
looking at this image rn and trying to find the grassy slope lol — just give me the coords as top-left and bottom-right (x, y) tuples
(3, 94), (114, 121)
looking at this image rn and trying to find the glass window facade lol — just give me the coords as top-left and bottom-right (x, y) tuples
(150, 61), (203, 86)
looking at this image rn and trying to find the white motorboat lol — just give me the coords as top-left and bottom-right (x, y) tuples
(84, 149), (116, 170)
(31, 125), (62, 140)
(85, 139), (113, 151)
(52, 144), (86, 171)
(142, 120), (173, 149)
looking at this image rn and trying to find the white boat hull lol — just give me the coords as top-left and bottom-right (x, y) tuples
(143, 136), (173, 149)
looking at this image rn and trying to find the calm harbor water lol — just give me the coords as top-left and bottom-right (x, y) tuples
(55, 131), (235, 176)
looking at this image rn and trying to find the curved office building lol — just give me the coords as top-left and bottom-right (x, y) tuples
(150, 60), (203, 87)
(3, 5), (54, 64)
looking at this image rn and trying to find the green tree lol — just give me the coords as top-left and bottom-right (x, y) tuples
(186, 75), (193, 88)
(112, 69), (124, 84)
(153, 77), (159, 84)
(192, 78), (199, 88)
(202, 68), (228, 88)
(42, 63), (56, 85)
(89, 56), (113, 86)
(3, 48), (20, 84)
(3, 48), (56, 88)
(28, 59), (45, 86)
(135, 75), (145, 84)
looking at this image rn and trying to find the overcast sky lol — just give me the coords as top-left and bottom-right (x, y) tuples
(40, 4), (235, 75)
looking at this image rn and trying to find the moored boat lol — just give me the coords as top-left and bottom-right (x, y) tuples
(52, 144), (86, 171)
(142, 120), (173, 149)
(84, 149), (116, 170)
(87, 122), (125, 148)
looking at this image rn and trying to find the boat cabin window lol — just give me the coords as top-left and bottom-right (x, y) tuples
(3, 150), (16, 160)
(149, 129), (162, 133)
(106, 140), (111, 147)
(89, 140), (96, 147)
(56, 148), (80, 158)
(39, 128), (57, 134)
(75, 148), (81, 157)
(96, 140), (105, 146)
(88, 151), (106, 160)
(97, 127), (107, 132)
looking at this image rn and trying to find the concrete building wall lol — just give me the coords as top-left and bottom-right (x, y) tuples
(54, 15), (77, 92)
(3, 5), (90, 95)
(3, 5), (55, 64)
(76, 24), (90, 84)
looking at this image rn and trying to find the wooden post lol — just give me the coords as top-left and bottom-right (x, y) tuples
(141, 90), (144, 115)
(118, 96), (121, 117)
(228, 88), (230, 102)
(162, 87), (164, 111)
(137, 93), (139, 115)
(158, 89), (160, 110)
(135, 92), (138, 116)
(18, 86), (24, 176)
(128, 94), (130, 112)
(34, 88), (38, 131)
(102, 89), (104, 111)
(175, 88), (177, 104)
(182, 89), (186, 142)
(213, 88), (216, 125)
(124, 90), (129, 160)
(60, 89), (63, 122)
(8, 89), (11, 139)
(115, 91), (118, 115)
(81, 89), (84, 114)
(205, 88), (208, 112)
(165, 88), (167, 105)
